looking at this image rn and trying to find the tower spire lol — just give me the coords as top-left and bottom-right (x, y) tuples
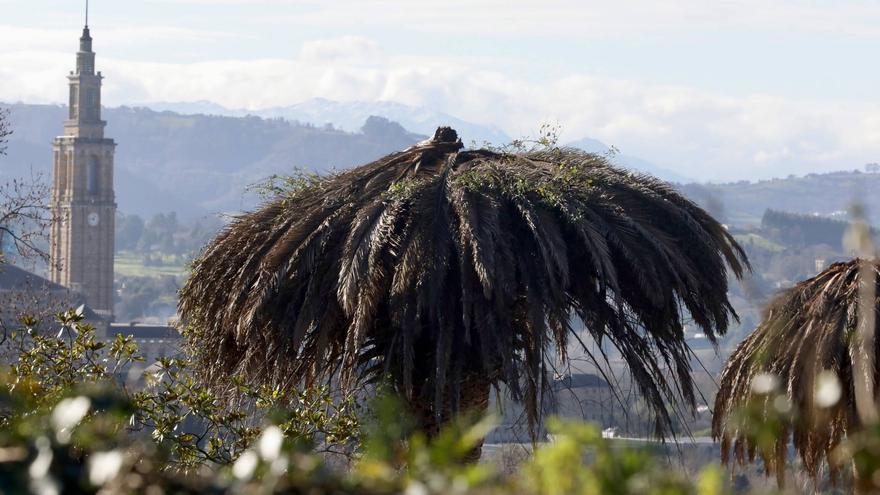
(85, 0), (89, 27)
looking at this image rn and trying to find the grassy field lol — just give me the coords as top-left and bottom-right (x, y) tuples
(115, 251), (189, 278)
(732, 233), (786, 252)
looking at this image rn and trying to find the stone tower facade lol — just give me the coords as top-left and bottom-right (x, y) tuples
(49, 24), (116, 319)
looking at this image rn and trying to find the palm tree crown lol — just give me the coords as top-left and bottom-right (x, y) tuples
(179, 127), (747, 437)
(714, 259), (880, 483)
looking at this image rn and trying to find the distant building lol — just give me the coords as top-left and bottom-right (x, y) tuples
(0, 263), (104, 333)
(485, 373), (615, 443)
(30, 18), (181, 361)
(48, 21), (116, 322)
(551, 373), (614, 425)
(775, 279), (793, 289)
(109, 322), (182, 363)
(0, 263), (113, 365)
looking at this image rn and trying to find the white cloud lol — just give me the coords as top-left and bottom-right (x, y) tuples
(300, 36), (383, 63)
(3, 23), (880, 181)
(0, 50), (70, 103)
(0, 25), (238, 52)
(754, 147), (792, 163)
(233, 0), (880, 40)
(0, 26), (72, 52)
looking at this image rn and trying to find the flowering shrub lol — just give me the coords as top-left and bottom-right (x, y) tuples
(1, 308), (360, 472)
(0, 309), (753, 494)
(0, 384), (731, 494)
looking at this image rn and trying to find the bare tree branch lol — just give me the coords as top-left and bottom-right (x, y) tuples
(0, 171), (52, 265)
(0, 107), (11, 157)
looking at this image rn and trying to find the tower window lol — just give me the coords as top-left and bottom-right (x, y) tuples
(86, 88), (98, 120)
(87, 158), (99, 194)
(69, 85), (78, 119)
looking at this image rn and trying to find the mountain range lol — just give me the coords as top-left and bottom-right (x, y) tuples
(144, 98), (687, 182)
(564, 137), (689, 183)
(2, 100), (685, 219)
(5, 100), (878, 227)
(2, 103), (423, 218)
(145, 98), (510, 148)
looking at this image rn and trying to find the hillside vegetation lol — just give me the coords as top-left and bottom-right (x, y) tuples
(681, 171), (880, 226)
(2, 103), (424, 218)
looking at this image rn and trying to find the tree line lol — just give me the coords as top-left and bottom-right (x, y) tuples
(116, 211), (223, 257)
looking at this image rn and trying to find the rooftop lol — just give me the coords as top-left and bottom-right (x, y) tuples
(109, 323), (180, 339)
(0, 264), (66, 292)
(553, 373), (611, 389)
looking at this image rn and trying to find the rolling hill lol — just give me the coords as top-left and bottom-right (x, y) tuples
(680, 171), (880, 226)
(2, 103), (424, 218)
(4, 102), (878, 227)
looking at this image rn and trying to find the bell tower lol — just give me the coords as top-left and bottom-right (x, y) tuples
(49, 14), (116, 319)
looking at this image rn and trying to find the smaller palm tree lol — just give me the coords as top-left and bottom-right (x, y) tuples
(714, 259), (880, 487)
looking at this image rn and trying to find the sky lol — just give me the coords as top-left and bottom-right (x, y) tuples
(2, 0), (880, 181)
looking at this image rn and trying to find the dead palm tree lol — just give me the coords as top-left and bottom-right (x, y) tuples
(713, 259), (880, 487)
(179, 127), (747, 452)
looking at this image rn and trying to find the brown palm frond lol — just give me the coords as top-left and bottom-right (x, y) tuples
(179, 127), (747, 437)
(713, 259), (880, 482)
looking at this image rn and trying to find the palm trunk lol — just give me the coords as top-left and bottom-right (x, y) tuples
(459, 373), (492, 463)
(412, 373), (492, 463)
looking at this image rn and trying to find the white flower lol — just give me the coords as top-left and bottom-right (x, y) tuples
(773, 395), (792, 414)
(51, 396), (91, 443)
(750, 372), (778, 395)
(815, 370), (842, 408)
(30, 478), (60, 495)
(29, 436), (53, 478)
(270, 455), (289, 476)
(258, 426), (284, 461)
(404, 481), (429, 495)
(28, 437), (59, 495)
(88, 450), (124, 486)
(233, 450), (258, 480)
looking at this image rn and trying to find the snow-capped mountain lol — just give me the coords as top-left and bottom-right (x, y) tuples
(566, 137), (690, 184)
(144, 98), (509, 146)
(256, 98), (510, 146)
(141, 99), (687, 182)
